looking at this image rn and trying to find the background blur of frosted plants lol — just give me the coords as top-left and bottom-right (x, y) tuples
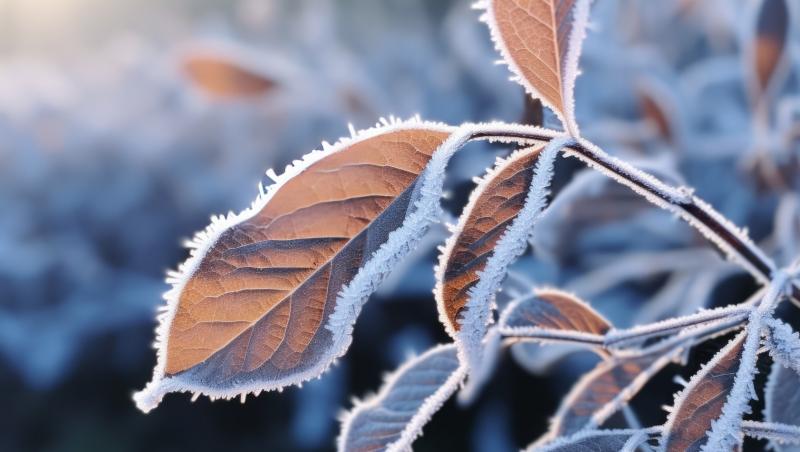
(1, 0), (799, 450)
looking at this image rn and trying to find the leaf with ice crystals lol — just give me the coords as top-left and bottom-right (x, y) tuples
(532, 346), (680, 445)
(480, 0), (594, 134)
(765, 362), (800, 451)
(337, 344), (464, 452)
(765, 317), (800, 374)
(436, 137), (568, 378)
(660, 332), (747, 452)
(742, 420), (800, 449)
(134, 119), (466, 412)
(498, 288), (611, 346)
(528, 428), (656, 452)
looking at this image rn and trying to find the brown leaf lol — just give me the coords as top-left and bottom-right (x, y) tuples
(134, 123), (453, 411)
(183, 52), (277, 99)
(661, 332), (747, 452)
(484, 0), (591, 130)
(500, 288), (611, 335)
(435, 144), (545, 335)
(546, 347), (678, 439)
(751, 0), (789, 97)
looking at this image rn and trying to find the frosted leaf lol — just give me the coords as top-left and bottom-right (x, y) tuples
(337, 344), (464, 452)
(480, 0), (594, 135)
(438, 137), (571, 380)
(765, 363), (800, 451)
(660, 332), (747, 451)
(133, 119), (472, 412)
(534, 346), (681, 444)
(746, 0), (790, 104)
(498, 288), (611, 338)
(764, 317), (800, 374)
(529, 428), (656, 452)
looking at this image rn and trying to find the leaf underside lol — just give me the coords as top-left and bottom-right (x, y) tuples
(338, 344), (462, 452)
(164, 128), (450, 386)
(437, 144), (544, 334)
(533, 428), (649, 452)
(766, 362), (800, 428)
(661, 332), (746, 452)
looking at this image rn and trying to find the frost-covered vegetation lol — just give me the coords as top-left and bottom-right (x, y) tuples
(127, 0), (800, 450)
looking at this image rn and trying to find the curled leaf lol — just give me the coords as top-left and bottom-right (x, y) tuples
(481, 0), (593, 134)
(338, 344), (464, 452)
(498, 288), (611, 337)
(660, 332), (746, 452)
(435, 137), (567, 375)
(436, 143), (547, 337)
(134, 120), (457, 411)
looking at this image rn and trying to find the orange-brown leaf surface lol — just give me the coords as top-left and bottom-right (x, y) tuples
(183, 53), (277, 99)
(436, 145), (545, 335)
(661, 332), (746, 451)
(500, 288), (611, 335)
(485, 0), (590, 128)
(164, 127), (450, 380)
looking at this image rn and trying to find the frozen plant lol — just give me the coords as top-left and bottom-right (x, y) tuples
(134, 0), (800, 450)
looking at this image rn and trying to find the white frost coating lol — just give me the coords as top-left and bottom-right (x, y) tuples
(765, 317), (800, 374)
(701, 272), (790, 452)
(478, 0), (594, 136)
(765, 362), (800, 450)
(458, 327), (502, 406)
(452, 137), (571, 380)
(741, 421), (800, 446)
(133, 117), (461, 413)
(337, 344), (466, 452)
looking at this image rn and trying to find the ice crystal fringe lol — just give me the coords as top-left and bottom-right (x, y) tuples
(337, 344), (466, 452)
(454, 136), (572, 380)
(529, 427), (661, 452)
(477, 0), (593, 136)
(133, 117), (463, 412)
(740, 421), (800, 446)
(764, 316), (800, 374)
(700, 272), (790, 452)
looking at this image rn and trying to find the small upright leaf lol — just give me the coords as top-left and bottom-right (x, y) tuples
(183, 51), (277, 99)
(482, 0), (593, 133)
(660, 332), (747, 452)
(749, 0), (790, 100)
(134, 121), (454, 411)
(338, 344), (464, 452)
(498, 288), (611, 336)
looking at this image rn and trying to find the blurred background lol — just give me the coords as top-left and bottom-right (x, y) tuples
(1, 0), (798, 451)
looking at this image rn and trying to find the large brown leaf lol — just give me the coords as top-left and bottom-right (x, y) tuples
(435, 144), (546, 336)
(183, 51), (277, 99)
(661, 332), (747, 452)
(499, 288), (611, 335)
(483, 0), (592, 131)
(135, 122), (452, 411)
